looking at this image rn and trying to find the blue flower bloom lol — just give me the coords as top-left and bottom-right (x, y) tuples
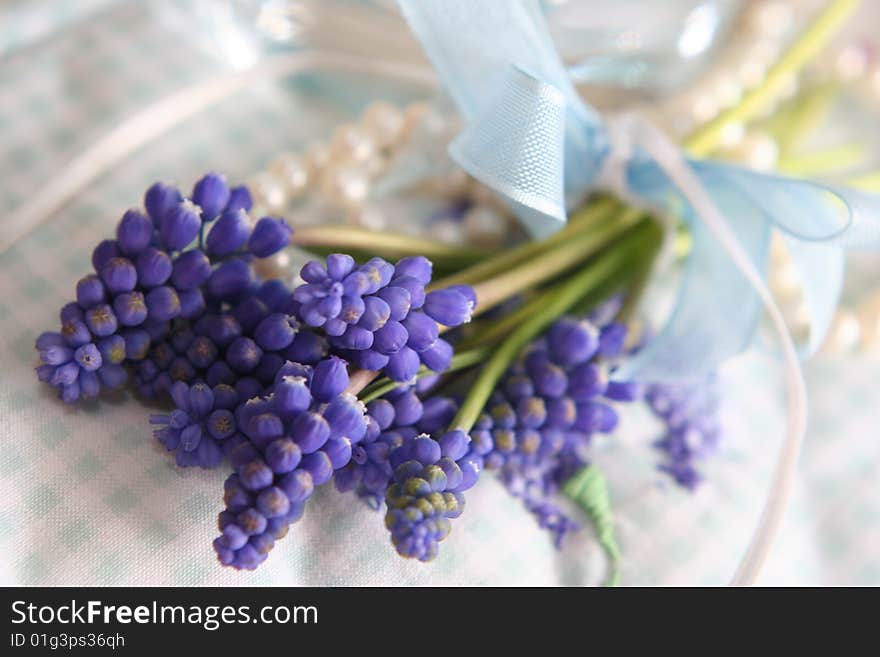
(213, 357), (368, 569)
(150, 381), (242, 469)
(206, 209), (251, 257)
(144, 181), (183, 228)
(292, 253), (476, 382)
(37, 173), (300, 409)
(248, 216), (293, 258)
(159, 200), (201, 251)
(116, 209), (153, 256)
(645, 374), (721, 490)
(35, 329), (126, 402)
(191, 172), (230, 222)
(383, 434), (472, 561)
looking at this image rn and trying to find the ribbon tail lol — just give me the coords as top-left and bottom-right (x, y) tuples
(615, 117), (807, 586)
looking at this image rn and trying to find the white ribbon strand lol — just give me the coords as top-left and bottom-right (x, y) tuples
(600, 114), (807, 586)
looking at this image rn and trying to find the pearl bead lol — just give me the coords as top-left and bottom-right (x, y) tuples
(782, 299), (811, 341)
(320, 167), (370, 209)
(771, 261), (802, 302)
(749, 1), (793, 38)
(711, 75), (742, 109)
(415, 104), (450, 138)
(870, 66), (880, 100)
(248, 171), (287, 212)
(347, 206), (387, 231)
(252, 250), (296, 280)
(402, 102), (429, 138)
(719, 121), (745, 148)
(751, 41), (782, 71)
(361, 153), (388, 177)
(329, 125), (376, 165)
(305, 143), (330, 178)
(438, 168), (470, 197)
(430, 218), (465, 244)
(691, 93), (719, 123)
(857, 293), (880, 352)
(835, 44), (871, 81)
(736, 133), (779, 172)
(736, 56), (768, 89)
(770, 234), (789, 264)
(463, 205), (507, 247)
(821, 310), (861, 355)
(362, 101), (405, 148)
(269, 153), (310, 199)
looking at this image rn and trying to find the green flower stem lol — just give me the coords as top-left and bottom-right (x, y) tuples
(684, 0), (860, 157)
(758, 82), (839, 154)
(450, 219), (660, 434)
(458, 290), (554, 352)
(431, 197), (619, 289)
(778, 144), (868, 178)
(616, 226), (665, 323)
(469, 207), (643, 316)
(358, 346), (490, 404)
(293, 224), (494, 268)
(458, 226), (654, 351)
(848, 170), (880, 192)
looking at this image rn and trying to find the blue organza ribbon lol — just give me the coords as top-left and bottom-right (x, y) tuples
(398, 0), (880, 382)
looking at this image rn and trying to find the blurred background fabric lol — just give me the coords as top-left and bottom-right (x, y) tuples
(0, 0), (878, 585)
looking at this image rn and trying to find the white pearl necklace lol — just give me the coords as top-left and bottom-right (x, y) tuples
(246, 99), (516, 245)
(656, 0), (820, 141)
(769, 234), (880, 357)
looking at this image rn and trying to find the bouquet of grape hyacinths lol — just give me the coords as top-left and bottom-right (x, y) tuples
(28, 0), (880, 588)
(34, 166), (716, 582)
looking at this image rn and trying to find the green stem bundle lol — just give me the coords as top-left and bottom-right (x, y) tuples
(450, 219), (661, 434)
(294, 224), (494, 269)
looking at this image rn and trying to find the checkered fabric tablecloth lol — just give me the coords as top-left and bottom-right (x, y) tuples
(1, 0), (878, 586)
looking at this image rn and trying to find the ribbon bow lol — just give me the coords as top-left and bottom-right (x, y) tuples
(398, 0), (880, 584)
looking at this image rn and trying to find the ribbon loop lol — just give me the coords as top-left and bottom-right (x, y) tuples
(450, 66), (567, 237)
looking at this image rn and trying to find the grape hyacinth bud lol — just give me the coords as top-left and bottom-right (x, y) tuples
(383, 434), (474, 562)
(144, 181), (183, 227)
(645, 374), (721, 490)
(206, 209), (251, 257)
(150, 381), (242, 468)
(225, 185), (253, 213)
(160, 200), (201, 251)
(248, 217), (293, 258)
(192, 172), (230, 222)
(457, 312), (641, 546)
(35, 330), (126, 402)
(293, 253), (476, 382)
(116, 209), (153, 256)
(213, 358), (368, 569)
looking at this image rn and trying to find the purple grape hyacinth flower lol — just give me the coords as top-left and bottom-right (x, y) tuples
(292, 253), (475, 383)
(213, 357), (368, 570)
(150, 381), (243, 469)
(35, 172), (296, 404)
(645, 374), (721, 490)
